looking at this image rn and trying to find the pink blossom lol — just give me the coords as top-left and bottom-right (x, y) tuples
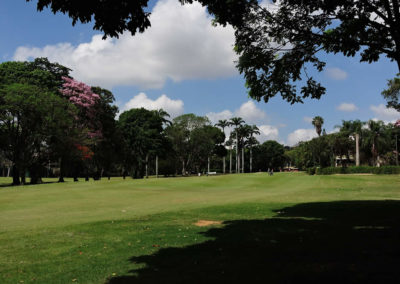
(61, 76), (102, 139)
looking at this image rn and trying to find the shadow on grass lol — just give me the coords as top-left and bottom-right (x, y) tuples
(0, 181), (59, 188)
(108, 200), (400, 283)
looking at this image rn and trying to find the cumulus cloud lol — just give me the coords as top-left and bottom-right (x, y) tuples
(287, 129), (318, 146)
(206, 101), (267, 125)
(370, 104), (400, 122)
(257, 125), (279, 142)
(13, 0), (237, 89)
(206, 110), (233, 124)
(325, 67), (348, 80)
(235, 101), (267, 124)
(337, 103), (358, 112)
(121, 93), (184, 118)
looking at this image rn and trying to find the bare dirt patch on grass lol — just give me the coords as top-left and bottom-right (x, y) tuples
(194, 220), (223, 227)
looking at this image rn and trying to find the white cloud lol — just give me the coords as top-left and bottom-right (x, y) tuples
(337, 103), (358, 112)
(235, 101), (266, 124)
(287, 129), (318, 146)
(13, 0), (237, 89)
(121, 93), (184, 118)
(303, 116), (313, 123)
(325, 67), (348, 80)
(370, 104), (400, 122)
(206, 110), (233, 125)
(207, 100), (267, 125)
(257, 125), (279, 142)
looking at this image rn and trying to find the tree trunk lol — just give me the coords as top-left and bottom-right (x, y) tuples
(355, 133), (360, 166)
(58, 158), (64, 182)
(208, 156), (210, 173)
(20, 167), (26, 185)
(12, 164), (20, 185)
(242, 147), (244, 173)
(250, 147), (253, 173)
(156, 155), (159, 178)
(237, 148), (240, 173)
(182, 160), (185, 176)
(7, 166), (10, 178)
(236, 132), (239, 173)
(145, 153), (149, 178)
(223, 156), (226, 174)
(229, 148), (232, 173)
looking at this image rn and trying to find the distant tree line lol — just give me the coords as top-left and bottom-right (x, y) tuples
(286, 117), (400, 170)
(0, 58), (288, 185)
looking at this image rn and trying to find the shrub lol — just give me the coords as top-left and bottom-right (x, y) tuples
(306, 167), (316, 175)
(315, 166), (400, 175)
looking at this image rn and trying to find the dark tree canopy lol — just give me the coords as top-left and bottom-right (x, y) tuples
(235, 0), (400, 104)
(381, 74), (400, 111)
(27, 0), (255, 38)
(28, 0), (400, 104)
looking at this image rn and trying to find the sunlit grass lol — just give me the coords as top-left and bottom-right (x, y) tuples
(0, 173), (399, 283)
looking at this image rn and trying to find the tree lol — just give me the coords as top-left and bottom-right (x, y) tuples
(230, 117), (245, 173)
(235, 1), (400, 104)
(89, 86), (121, 179)
(382, 74), (400, 111)
(312, 116), (324, 137)
(253, 140), (285, 171)
(338, 120), (365, 166)
(248, 125), (260, 173)
(215, 119), (231, 173)
(118, 108), (168, 178)
(0, 83), (75, 184)
(166, 114), (211, 175)
(0, 60), (76, 185)
(363, 120), (390, 166)
(29, 1), (400, 105)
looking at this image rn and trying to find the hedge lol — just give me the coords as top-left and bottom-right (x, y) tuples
(307, 166), (400, 175)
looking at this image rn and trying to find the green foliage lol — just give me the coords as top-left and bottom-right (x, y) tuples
(234, 1), (400, 103)
(118, 108), (169, 178)
(381, 74), (400, 111)
(253, 140), (286, 170)
(313, 166), (400, 175)
(0, 60), (76, 184)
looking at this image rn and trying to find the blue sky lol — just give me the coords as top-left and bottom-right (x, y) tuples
(1, 0), (399, 145)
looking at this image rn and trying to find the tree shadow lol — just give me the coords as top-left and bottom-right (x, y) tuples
(108, 200), (400, 283)
(0, 181), (59, 188)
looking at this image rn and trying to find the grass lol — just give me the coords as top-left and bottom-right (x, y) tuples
(0, 172), (399, 283)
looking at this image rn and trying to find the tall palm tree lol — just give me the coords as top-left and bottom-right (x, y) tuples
(230, 117), (245, 173)
(312, 116), (324, 136)
(153, 109), (171, 178)
(363, 120), (388, 166)
(249, 125), (260, 173)
(215, 119), (231, 174)
(338, 120), (364, 166)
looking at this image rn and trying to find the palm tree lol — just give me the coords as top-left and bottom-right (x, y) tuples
(363, 120), (388, 166)
(338, 120), (364, 166)
(248, 125), (260, 172)
(312, 116), (324, 136)
(215, 119), (231, 174)
(230, 117), (245, 173)
(153, 109), (171, 178)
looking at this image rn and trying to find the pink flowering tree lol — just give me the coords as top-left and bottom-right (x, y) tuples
(60, 76), (102, 138)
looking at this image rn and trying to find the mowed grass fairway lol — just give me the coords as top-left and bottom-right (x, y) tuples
(1, 173), (399, 283)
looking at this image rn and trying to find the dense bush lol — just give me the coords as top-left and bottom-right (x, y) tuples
(311, 166), (400, 175)
(306, 167), (317, 175)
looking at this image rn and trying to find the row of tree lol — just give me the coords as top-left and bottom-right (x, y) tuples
(287, 117), (400, 170)
(0, 58), (288, 185)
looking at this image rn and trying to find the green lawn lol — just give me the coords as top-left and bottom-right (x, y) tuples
(0, 173), (399, 283)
